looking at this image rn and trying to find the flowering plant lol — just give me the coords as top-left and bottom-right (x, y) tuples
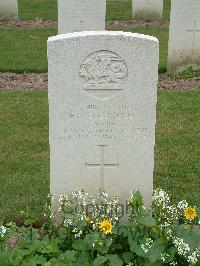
(0, 188), (199, 265)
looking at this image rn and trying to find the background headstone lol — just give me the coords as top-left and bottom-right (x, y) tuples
(168, 0), (200, 73)
(132, 0), (163, 20)
(0, 0), (18, 19)
(48, 31), (159, 213)
(58, 0), (106, 34)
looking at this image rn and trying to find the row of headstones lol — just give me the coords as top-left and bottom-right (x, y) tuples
(57, 0), (162, 33)
(1, 0), (200, 73)
(0, 0), (163, 21)
(58, 0), (200, 73)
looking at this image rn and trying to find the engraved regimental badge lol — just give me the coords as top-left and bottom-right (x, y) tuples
(80, 50), (128, 99)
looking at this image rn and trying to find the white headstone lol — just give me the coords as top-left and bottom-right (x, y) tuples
(48, 31), (159, 213)
(168, 0), (200, 73)
(0, 0), (18, 19)
(132, 0), (163, 20)
(57, 0), (106, 34)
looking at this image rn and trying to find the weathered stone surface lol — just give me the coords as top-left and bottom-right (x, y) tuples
(168, 0), (200, 73)
(57, 0), (106, 34)
(132, 0), (163, 20)
(48, 31), (159, 214)
(0, 0), (18, 19)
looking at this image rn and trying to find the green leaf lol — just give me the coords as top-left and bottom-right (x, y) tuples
(164, 247), (176, 263)
(76, 220), (87, 228)
(148, 240), (167, 263)
(144, 259), (163, 266)
(137, 216), (156, 227)
(84, 233), (99, 250)
(122, 252), (134, 263)
(106, 254), (123, 266)
(94, 255), (108, 265)
(0, 250), (13, 266)
(63, 250), (77, 262)
(72, 239), (85, 251)
(76, 250), (92, 266)
(50, 237), (58, 253)
(128, 235), (140, 254)
(10, 248), (23, 265)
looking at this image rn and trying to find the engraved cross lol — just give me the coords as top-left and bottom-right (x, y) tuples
(187, 21), (200, 48)
(85, 145), (119, 188)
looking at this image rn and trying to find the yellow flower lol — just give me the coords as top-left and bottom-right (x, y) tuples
(85, 216), (91, 223)
(99, 220), (112, 234)
(184, 207), (197, 221)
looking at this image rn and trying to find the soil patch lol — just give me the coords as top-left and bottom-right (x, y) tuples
(159, 74), (200, 91)
(106, 20), (169, 30)
(0, 19), (168, 29)
(0, 72), (199, 92)
(0, 19), (57, 29)
(0, 72), (47, 91)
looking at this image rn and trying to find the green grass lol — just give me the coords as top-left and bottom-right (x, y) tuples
(0, 92), (49, 221)
(106, 0), (132, 21)
(162, 0), (171, 21)
(0, 28), (168, 73)
(0, 0), (171, 73)
(0, 29), (56, 73)
(0, 91), (199, 221)
(18, 0), (58, 21)
(17, 0), (171, 21)
(155, 92), (200, 204)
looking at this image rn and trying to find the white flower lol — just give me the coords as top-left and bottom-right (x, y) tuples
(141, 244), (148, 253)
(0, 226), (7, 237)
(59, 194), (68, 203)
(160, 222), (171, 229)
(173, 237), (190, 256)
(102, 192), (108, 198)
(64, 219), (73, 227)
(177, 200), (188, 210)
(166, 229), (173, 240)
(74, 230), (82, 239)
(141, 238), (153, 253)
(187, 248), (200, 264)
(72, 228), (78, 233)
(165, 205), (178, 221)
(92, 224), (96, 230)
(152, 189), (170, 207)
(161, 252), (169, 262)
(170, 262), (177, 266)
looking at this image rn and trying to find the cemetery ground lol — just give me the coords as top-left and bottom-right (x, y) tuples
(0, 0), (199, 225)
(15, 0), (171, 22)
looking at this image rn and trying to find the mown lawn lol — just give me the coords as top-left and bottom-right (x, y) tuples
(0, 27), (168, 72)
(0, 91), (199, 221)
(17, 0), (171, 21)
(0, 29), (56, 73)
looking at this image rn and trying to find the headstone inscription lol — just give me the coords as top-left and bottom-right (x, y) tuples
(0, 0), (18, 19)
(48, 31), (159, 214)
(168, 0), (200, 73)
(132, 0), (163, 20)
(57, 0), (106, 34)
